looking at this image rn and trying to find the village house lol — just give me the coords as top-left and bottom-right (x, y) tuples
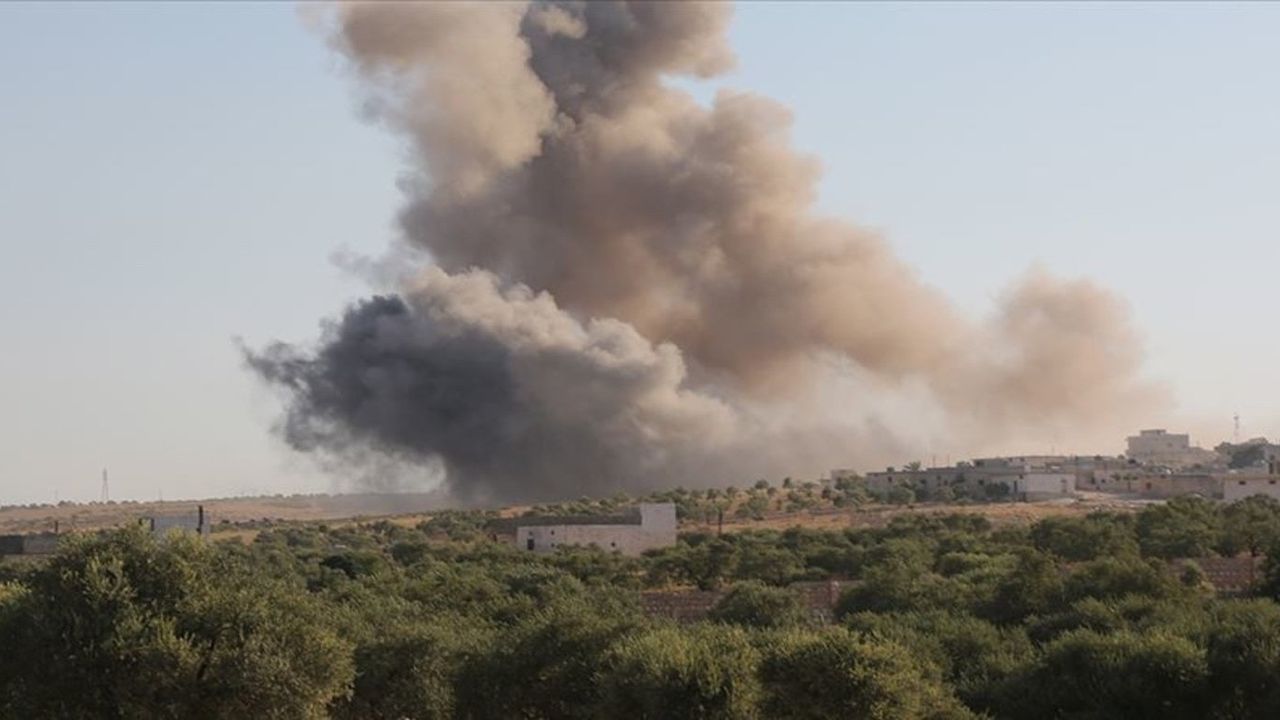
(1221, 450), (1280, 502)
(864, 456), (1076, 502)
(1125, 429), (1222, 470)
(1080, 470), (1223, 499)
(514, 502), (677, 556)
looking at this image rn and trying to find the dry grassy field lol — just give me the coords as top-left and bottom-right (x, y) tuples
(0, 492), (451, 536)
(1, 489), (1152, 541)
(684, 492), (1148, 534)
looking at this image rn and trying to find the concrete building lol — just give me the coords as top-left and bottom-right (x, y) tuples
(1080, 471), (1223, 499)
(972, 455), (1072, 470)
(1223, 475), (1280, 502)
(864, 458), (1076, 502)
(1126, 429), (1221, 469)
(143, 505), (211, 538)
(1222, 457), (1280, 502)
(1222, 441), (1280, 473)
(1013, 471), (1077, 500)
(0, 532), (60, 556)
(515, 503), (677, 556)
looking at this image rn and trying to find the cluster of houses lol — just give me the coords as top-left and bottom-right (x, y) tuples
(8, 428), (1280, 561)
(842, 429), (1280, 504)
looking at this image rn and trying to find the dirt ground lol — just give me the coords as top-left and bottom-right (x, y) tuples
(0, 491), (1153, 542)
(688, 492), (1150, 534)
(0, 492), (451, 536)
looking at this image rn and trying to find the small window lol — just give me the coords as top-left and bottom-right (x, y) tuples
(1270, 480), (1276, 486)
(1240, 481), (1247, 486)
(550, 529), (555, 535)
(526, 538), (534, 551)
(610, 542), (617, 548)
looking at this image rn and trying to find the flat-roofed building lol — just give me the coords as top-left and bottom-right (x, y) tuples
(1126, 429), (1221, 469)
(1222, 455), (1280, 502)
(864, 459), (1076, 502)
(514, 503), (677, 556)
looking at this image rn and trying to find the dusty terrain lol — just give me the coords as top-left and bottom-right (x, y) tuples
(0, 492), (451, 535)
(685, 492), (1149, 534)
(0, 490), (1153, 541)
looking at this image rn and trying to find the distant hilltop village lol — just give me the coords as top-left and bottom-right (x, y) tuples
(834, 429), (1280, 503)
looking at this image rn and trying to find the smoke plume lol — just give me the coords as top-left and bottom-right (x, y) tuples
(247, 1), (1163, 502)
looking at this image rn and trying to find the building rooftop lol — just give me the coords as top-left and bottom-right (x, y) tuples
(485, 509), (645, 532)
(513, 513), (642, 527)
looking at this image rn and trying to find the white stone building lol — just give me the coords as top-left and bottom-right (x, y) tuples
(1012, 471), (1077, 501)
(516, 503), (677, 556)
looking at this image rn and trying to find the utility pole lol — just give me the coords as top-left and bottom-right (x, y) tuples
(1234, 413), (1241, 443)
(101, 468), (109, 503)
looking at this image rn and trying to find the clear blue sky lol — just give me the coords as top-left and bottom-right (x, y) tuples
(2, 2), (1277, 504)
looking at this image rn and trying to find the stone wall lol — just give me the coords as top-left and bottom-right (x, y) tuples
(1171, 556), (1264, 596)
(640, 580), (854, 623)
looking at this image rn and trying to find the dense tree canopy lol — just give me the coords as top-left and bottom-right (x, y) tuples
(4, 492), (1280, 718)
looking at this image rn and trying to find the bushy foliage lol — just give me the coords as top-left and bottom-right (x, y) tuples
(1137, 496), (1222, 558)
(0, 527), (352, 719)
(1030, 513), (1139, 561)
(758, 627), (973, 719)
(1001, 629), (1210, 719)
(5, 497), (1280, 718)
(597, 625), (762, 719)
(709, 581), (809, 629)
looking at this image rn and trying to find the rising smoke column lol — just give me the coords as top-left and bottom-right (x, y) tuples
(247, 267), (739, 503)
(337, 0), (961, 386)
(247, 1), (1162, 501)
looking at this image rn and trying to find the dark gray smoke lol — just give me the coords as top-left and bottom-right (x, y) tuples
(248, 267), (740, 503)
(247, 1), (1164, 502)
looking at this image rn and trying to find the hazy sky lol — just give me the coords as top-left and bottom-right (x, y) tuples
(2, 2), (1278, 504)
